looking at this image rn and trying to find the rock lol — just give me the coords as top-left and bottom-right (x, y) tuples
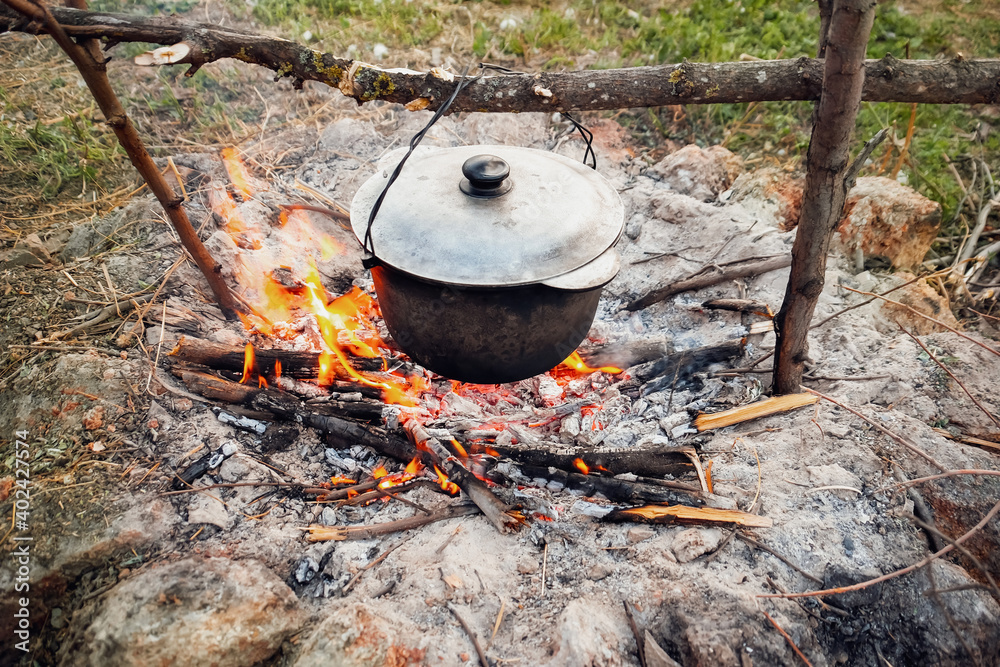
(57, 557), (303, 667)
(293, 605), (424, 667)
(837, 176), (941, 270)
(218, 457), (250, 482)
(671, 527), (723, 563)
(50, 607), (65, 630)
(551, 597), (631, 666)
(644, 630), (682, 667)
(648, 145), (742, 201)
(61, 201), (152, 262)
(186, 492), (231, 529)
(0, 247), (45, 269)
(726, 167), (804, 230)
(627, 527), (656, 544)
(876, 273), (961, 335)
(587, 563), (613, 581)
(517, 557), (539, 575)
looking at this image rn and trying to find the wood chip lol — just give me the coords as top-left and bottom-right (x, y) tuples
(607, 504), (773, 528)
(694, 393), (818, 431)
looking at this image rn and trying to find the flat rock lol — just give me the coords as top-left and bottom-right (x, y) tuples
(0, 247), (45, 269)
(876, 273), (961, 335)
(293, 604), (424, 667)
(58, 556), (304, 667)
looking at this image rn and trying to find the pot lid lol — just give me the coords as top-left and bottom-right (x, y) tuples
(350, 145), (625, 287)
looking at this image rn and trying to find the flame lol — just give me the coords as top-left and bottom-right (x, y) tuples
(559, 351), (623, 375)
(258, 375), (268, 388)
(274, 359), (282, 379)
(405, 457), (422, 475)
(221, 147), (254, 198)
(434, 465), (460, 495)
(330, 475), (357, 485)
(372, 465), (387, 479)
(572, 458), (590, 475)
(450, 438), (469, 459)
(240, 343), (255, 384)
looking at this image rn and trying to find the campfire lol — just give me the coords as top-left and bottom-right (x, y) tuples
(167, 147), (773, 540)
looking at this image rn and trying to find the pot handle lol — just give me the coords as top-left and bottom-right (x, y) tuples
(541, 248), (620, 291)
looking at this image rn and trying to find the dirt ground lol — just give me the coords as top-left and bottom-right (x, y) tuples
(1, 97), (999, 667)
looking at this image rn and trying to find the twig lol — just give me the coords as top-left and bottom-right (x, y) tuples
(758, 499), (1000, 599)
(908, 515), (1000, 603)
(840, 285), (1000, 359)
(878, 469), (1000, 493)
(804, 387), (947, 471)
(45, 293), (154, 340)
(897, 323), (1000, 429)
(448, 604), (489, 667)
(487, 598), (506, 648)
(760, 608), (814, 667)
(626, 255), (792, 311)
(540, 541), (549, 597)
(736, 533), (823, 585)
(342, 535), (411, 593)
(623, 601), (647, 667)
(145, 300), (168, 394)
(305, 503), (480, 541)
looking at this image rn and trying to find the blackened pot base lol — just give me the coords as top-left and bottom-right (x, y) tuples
(371, 265), (602, 384)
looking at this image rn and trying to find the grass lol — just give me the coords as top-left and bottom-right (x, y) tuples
(2, 0), (999, 245)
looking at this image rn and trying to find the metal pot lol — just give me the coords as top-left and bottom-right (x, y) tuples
(351, 144), (624, 384)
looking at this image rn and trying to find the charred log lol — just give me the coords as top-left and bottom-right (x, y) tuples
(517, 465), (704, 507)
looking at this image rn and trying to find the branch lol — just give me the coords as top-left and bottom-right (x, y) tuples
(0, 0), (238, 317)
(2, 5), (999, 112)
(772, 0), (877, 394)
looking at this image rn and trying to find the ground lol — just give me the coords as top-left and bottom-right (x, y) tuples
(2, 2), (1000, 666)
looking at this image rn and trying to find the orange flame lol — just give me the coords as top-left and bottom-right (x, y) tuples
(258, 375), (268, 388)
(221, 147), (254, 198)
(239, 343), (255, 384)
(434, 466), (460, 495)
(405, 457), (422, 475)
(274, 359), (282, 379)
(573, 458), (590, 475)
(372, 465), (387, 479)
(560, 352), (623, 375)
(450, 438), (469, 459)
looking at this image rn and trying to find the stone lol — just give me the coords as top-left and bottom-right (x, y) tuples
(671, 528), (723, 563)
(648, 144), (742, 201)
(587, 563), (613, 581)
(876, 273), (961, 335)
(726, 167), (804, 230)
(293, 605), (424, 667)
(551, 597), (631, 666)
(626, 527), (656, 544)
(186, 492), (231, 529)
(836, 176), (941, 270)
(0, 248), (45, 269)
(517, 557), (539, 575)
(218, 457), (250, 483)
(57, 557), (303, 667)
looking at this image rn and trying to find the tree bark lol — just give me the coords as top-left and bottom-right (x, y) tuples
(0, 0), (238, 318)
(772, 0), (876, 394)
(2, 5), (998, 112)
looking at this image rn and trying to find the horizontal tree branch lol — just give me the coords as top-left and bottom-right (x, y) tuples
(3, 5), (999, 112)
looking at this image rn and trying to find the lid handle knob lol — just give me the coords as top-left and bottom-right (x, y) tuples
(460, 154), (512, 198)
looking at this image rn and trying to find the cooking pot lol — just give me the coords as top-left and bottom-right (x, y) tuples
(350, 144), (624, 384)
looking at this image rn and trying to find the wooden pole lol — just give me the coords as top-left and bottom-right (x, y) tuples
(1, 0), (239, 319)
(772, 0), (877, 394)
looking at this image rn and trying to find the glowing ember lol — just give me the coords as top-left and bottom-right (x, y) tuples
(221, 147), (254, 198)
(239, 342), (255, 384)
(572, 458), (590, 475)
(330, 475), (357, 485)
(559, 351), (623, 375)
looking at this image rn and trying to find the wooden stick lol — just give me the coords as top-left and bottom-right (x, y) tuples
(603, 504), (772, 528)
(516, 466), (703, 507)
(694, 393), (818, 431)
(448, 604), (489, 667)
(761, 609), (814, 667)
(758, 499), (1000, 600)
(772, 0), (876, 394)
(305, 503), (480, 541)
(623, 601), (647, 667)
(405, 420), (521, 534)
(626, 255), (792, 312)
(0, 0), (237, 317)
(4, 7), (1000, 109)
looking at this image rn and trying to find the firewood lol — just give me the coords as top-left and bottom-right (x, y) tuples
(694, 393), (818, 431)
(701, 298), (774, 317)
(169, 335), (383, 380)
(603, 504), (773, 528)
(405, 421), (522, 534)
(489, 441), (694, 479)
(621, 340), (746, 393)
(305, 503), (481, 541)
(517, 465), (704, 507)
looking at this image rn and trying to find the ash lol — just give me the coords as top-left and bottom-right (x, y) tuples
(3, 105), (999, 667)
